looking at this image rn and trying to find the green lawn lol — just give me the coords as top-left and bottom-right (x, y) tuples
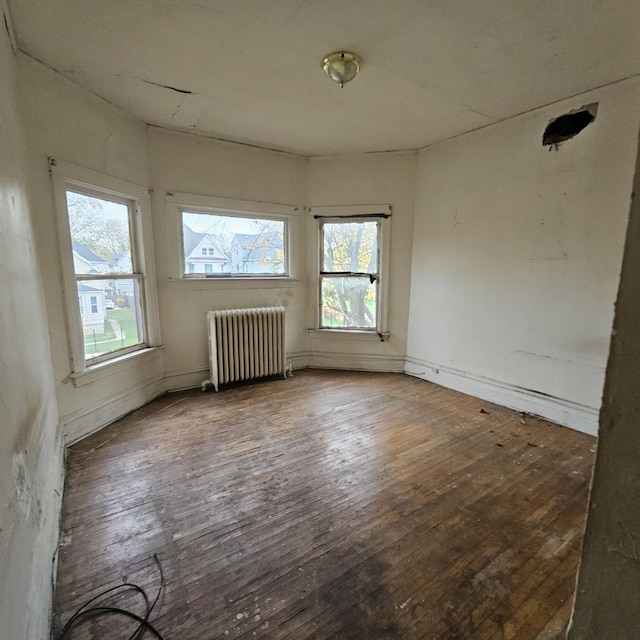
(84, 308), (140, 356)
(108, 308), (140, 345)
(322, 299), (376, 328)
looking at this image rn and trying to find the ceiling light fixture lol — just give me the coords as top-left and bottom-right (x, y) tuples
(321, 51), (362, 88)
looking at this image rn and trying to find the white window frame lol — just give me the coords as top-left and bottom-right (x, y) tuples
(309, 204), (391, 337)
(50, 158), (161, 377)
(165, 192), (298, 281)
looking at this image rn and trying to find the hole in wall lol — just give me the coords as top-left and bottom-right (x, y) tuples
(542, 103), (598, 147)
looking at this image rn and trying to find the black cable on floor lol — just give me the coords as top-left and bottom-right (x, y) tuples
(57, 553), (165, 640)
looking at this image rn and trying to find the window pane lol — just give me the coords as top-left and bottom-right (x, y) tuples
(322, 221), (378, 273)
(321, 277), (377, 329)
(182, 212), (286, 275)
(78, 278), (143, 360)
(66, 191), (132, 275)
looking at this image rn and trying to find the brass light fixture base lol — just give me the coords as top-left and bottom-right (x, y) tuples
(321, 51), (362, 88)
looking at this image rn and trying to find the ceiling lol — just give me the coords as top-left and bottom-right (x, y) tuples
(9, 0), (640, 156)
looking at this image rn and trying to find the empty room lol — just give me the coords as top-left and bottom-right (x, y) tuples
(2, 1), (640, 639)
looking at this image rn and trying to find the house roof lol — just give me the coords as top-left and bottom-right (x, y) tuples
(77, 283), (102, 293)
(109, 250), (131, 269)
(183, 224), (205, 258)
(232, 233), (281, 262)
(72, 241), (108, 265)
(183, 224), (228, 261)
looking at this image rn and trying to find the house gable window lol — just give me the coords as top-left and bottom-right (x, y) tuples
(310, 205), (391, 336)
(51, 159), (160, 375)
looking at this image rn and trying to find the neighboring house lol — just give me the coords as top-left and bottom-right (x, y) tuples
(230, 232), (284, 274)
(77, 282), (106, 333)
(183, 224), (229, 274)
(110, 250), (134, 295)
(110, 250), (132, 273)
(72, 241), (109, 329)
(72, 240), (109, 275)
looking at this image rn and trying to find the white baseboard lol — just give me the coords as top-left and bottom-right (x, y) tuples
(163, 367), (210, 392)
(287, 351), (308, 371)
(306, 351), (406, 373)
(405, 356), (599, 436)
(61, 375), (165, 445)
(162, 352), (406, 392)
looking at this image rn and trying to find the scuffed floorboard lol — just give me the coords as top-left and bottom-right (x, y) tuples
(52, 369), (595, 639)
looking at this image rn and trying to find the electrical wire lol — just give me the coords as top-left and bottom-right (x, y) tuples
(57, 553), (165, 640)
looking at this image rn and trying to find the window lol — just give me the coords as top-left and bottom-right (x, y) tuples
(181, 209), (287, 277)
(312, 205), (391, 334)
(51, 159), (159, 374)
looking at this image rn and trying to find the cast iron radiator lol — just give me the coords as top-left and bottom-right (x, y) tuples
(205, 307), (286, 391)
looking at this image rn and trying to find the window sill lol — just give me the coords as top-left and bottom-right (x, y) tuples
(307, 329), (390, 342)
(166, 277), (300, 290)
(70, 346), (162, 387)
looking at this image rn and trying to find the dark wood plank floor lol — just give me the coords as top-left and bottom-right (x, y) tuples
(52, 370), (596, 640)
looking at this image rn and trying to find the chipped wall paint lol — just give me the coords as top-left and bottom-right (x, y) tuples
(406, 78), (640, 433)
(148, 128), (308, 389)
(17, 53), (165, 443)
(0, 16), (62, 640)
(306, 152), (417, 368)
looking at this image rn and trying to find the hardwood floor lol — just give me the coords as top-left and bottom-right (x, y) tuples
(52, 370), (595, 639)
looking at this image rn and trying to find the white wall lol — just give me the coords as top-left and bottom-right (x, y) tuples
(18, 55), (164, 443)
(0, 23), (62, 640)
(406, 79), (640, 434)
(148, 129), (308, 389)
(306, 152), (417, 372)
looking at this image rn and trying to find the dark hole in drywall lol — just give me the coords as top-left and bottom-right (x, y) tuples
(543, 103), (598, 147)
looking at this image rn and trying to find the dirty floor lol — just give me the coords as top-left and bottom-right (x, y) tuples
(53, 369), (595, 639)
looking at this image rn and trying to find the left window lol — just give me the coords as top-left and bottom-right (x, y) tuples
(51, 159), (158, 373)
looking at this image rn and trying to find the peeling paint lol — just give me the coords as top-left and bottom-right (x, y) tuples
(12, 451), (32, 516)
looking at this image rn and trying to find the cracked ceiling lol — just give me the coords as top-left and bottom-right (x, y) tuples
(8, 0), (640, 156)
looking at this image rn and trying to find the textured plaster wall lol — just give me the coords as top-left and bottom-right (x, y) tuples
(305, 152), (417, 371)
(17, 54), (164, 443)
(406, 79), (640, 433)
(148, 128), (308, 389)
(0, 20), (62, 640)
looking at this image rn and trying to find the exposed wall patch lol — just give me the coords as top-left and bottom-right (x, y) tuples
(543, 103), (598, 147)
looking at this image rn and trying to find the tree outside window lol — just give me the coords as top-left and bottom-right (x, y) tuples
(320, 220), (379, 329)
